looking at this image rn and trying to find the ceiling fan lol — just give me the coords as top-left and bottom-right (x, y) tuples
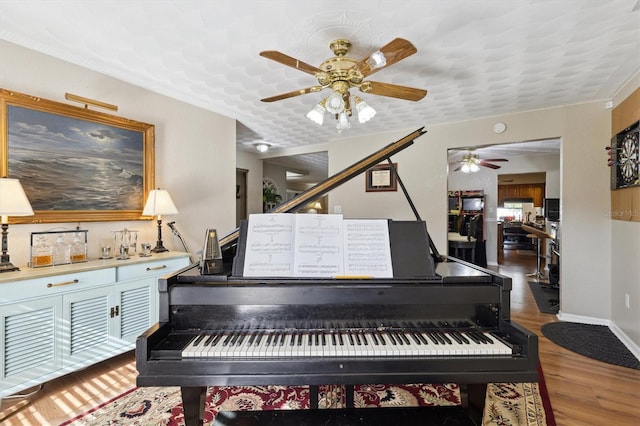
(259, 38), (427, 130)
(450, 151), (509, 173)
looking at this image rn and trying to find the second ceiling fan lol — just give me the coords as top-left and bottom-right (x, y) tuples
(451, 151), (509, 173)
(259, 38), (427, 130)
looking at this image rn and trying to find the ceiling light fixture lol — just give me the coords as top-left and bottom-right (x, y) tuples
(461, 154), (481, 173)
(254, 143), (271, 153)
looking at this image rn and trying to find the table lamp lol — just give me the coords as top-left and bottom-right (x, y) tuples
(142, 188), (178, 253)
(0, 178), (34, 272)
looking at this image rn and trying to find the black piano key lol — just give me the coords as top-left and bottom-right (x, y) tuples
(465, 331), (483, 344)
(314, 332), (320, 346)
(222, 333), (233, 346)
(289, 331), (296, 346)
(247, 331), (256, 346)
(426, 332), (441, 345)
(321, 332), (326, 346)
(387, 333), (397, 345)
(253, 331), (263, 346)
(192, 334), (205, 346)
(265, 333), (273, 346)
(338, 333), (344, 345)
(409, 332), (421, 345)
(457, 332), (470, 344)
(278, 332), (286, 346)
(370, 333), (379, 345)
(438, 331), (452, 345)
(347, 332), (355, 346)
(378, 332), (387, 345)
(203, 334), (216, 346)
(398, 332), (410, 345)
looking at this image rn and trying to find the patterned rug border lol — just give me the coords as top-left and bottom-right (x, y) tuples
(59, 387), (138, 426)
(61, 369), (556, 426)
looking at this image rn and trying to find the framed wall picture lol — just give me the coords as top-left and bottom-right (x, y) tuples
(0, 88), (155, 223)
(365, 163), (398, 192)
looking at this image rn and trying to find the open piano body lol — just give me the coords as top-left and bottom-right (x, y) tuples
(136, 129), (538, 425)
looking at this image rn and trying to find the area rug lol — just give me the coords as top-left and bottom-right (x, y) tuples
(528, 281), (559, 314)
(61, 371), (555, 426)
(542, 321), (640, 370)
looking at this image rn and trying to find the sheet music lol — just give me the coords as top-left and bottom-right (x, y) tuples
(343, 219), (393, 277)
(293, 214), (344, 277)
(242, 214), (393, 278)
(243, 213), (295, 277)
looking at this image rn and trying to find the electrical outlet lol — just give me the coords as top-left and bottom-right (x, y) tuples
(334, 205), (342, 214)
(625, 294), (630, 309)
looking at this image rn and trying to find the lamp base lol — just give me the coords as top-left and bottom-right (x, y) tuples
(151, 245), (169, 253)
(0, 261), (20, 273)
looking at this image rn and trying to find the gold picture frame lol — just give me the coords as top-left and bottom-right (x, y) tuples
(1, 88), (155, 223)
(365, 163), (398, 192)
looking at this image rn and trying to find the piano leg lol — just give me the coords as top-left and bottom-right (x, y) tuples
(181, 386), (207, 426)
(460, 383), (487, 424)
(309, 385), (318, 409)
(345, 385), (355, 408)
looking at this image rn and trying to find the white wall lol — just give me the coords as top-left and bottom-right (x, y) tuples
(329, 102), (621, 334)
(0, 40), (237, 265)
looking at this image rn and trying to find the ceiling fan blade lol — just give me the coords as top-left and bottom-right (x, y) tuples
(481, 158), (509, 162)
(452, 166), (462, 172)
(261, 86), (323, 102)
(356, 38), (417, 77)
(361, 81), (427, 101)
(479, 161), (502, 169)
(259, 51), (322, 76)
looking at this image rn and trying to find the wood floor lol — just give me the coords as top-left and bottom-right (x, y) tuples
(1, 250), (639, 425)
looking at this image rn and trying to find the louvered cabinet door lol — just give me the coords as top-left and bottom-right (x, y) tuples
(112, 278), (156, 344)
(0, 297), (63, 394)
(61, 286), (117, 367)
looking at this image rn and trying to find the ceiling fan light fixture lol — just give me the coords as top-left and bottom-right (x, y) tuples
(355, 96), (376, 123)
(469, 163), (480, 173)
(325, 91), (345, 114)
(254, 142), (271, 153)
(306, 99), (326, 125)
(367, 50), (387, 69)
(336, 112), (351, 132)
(461, 163), (471, 173)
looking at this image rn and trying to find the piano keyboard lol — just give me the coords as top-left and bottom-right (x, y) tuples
(181, 327), (513, 358)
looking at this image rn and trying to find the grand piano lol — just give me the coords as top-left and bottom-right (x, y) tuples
(136, 128), (538, 425)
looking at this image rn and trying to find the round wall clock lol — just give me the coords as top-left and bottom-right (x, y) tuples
(611, 120), (639, 189)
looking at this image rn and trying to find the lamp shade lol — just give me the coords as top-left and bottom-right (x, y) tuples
(142, 189), (178, 216)
(0, 178), (34, 218)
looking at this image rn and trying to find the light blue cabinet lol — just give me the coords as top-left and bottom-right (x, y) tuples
(0, 252), (189, 398)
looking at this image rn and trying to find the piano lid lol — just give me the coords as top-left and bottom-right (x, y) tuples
(220, 127), (428, 253)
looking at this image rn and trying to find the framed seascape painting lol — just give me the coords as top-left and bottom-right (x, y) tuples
(0, 88), (155, 223)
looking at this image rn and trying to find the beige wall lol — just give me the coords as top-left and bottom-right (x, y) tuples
(0, 40), (237, 264)
(327, 100), (639, 348)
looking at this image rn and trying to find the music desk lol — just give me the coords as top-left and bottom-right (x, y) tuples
(448, 232), (477, 262)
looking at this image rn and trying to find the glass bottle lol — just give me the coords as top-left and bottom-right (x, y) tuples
(31, 235), (53, 267)
(52, 234), (70, 265)
(70, 232), (87, 263)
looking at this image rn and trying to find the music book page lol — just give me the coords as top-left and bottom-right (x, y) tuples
(242, 213), (296, 277)
(242, 214), (393, 278)
(343, 219), (393, 278)
(293, 214), (344, 277)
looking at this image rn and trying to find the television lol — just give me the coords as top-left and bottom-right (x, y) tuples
(544, 198), (560, 221)
(462, 197), (483, 212)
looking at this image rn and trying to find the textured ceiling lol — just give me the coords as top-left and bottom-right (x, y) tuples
(0, 0), (638, 181)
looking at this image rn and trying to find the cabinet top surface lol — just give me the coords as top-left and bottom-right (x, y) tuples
(0, 251), (190, 284)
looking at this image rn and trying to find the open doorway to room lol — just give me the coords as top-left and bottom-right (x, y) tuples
(447, 139), (561, 272)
